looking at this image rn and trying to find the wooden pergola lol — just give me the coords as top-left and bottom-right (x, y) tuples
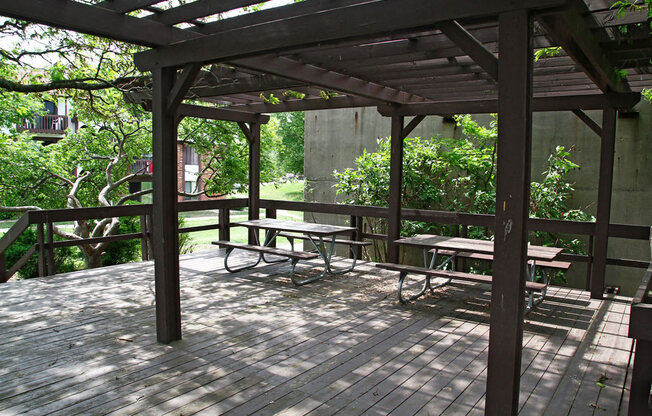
(2, 1), (651, 414)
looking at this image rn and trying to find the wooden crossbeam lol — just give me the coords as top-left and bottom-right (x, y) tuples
(0, 0), (198, 47)
(134, 0), (569, 70)
(377, 92), (641, 115)
(232, 56), (424, 104)
(190, 75), (305, 98)
(438, 21), (499, 80)
(95, 0), (163, 14)
(177, 104), (269, 124)
(538, 3), (629, 94)
(571, 109), (603, 137)
(167, 64), (202, 113)
(146, 0), (265, 26)
(227, 96), (380, 113)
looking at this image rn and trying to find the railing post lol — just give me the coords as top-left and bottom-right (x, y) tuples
(219, 207), (230, 242)
(46, 221), (55, 276)
(350, 215), (363, 260)
(37, 223), (46, 277)
(0, 252), (6, 283)
(585, 234), (594, 291)
(266, 208), (277, 248)
(140, 215), (149, 261)
(628, 339), (652, 416)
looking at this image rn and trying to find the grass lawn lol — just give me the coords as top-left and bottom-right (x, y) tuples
(184, 180), (305, 250)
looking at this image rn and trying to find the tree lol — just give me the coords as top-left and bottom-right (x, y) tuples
(275, 112), (305, 174)
(0, 19), (282, 270)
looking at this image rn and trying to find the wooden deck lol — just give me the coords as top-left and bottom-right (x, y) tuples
(0, 250), (635, 415)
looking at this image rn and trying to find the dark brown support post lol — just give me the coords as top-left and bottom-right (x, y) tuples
(387, 115), (404, 263)
(591, 108), (617, 299)
(0, 252), (6, 283)
(37, 223), (45, 277)
(248, 123), (261, 244)
(628, 339), (652, 415)
(151, 66), (181, 344)
(46, 221), (55, 276)
(350, 216), (363, 259)
(486, 9), (532, 415)
(219, 208), (230, 242)
(140, 215), (149, 261)
(460, 225), (468, 271)
(585, 234), (594, 291)
(266, 207), (277, 248)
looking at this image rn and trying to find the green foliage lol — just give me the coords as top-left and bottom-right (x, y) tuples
(275, 112), (305, 174)
(534, 47), (562, 61)
(334, 115), (592, 278)
(4, 227), (78, 279)
(102, 216), (141, 266)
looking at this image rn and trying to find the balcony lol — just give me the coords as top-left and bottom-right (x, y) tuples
(16, 114), (69, 135)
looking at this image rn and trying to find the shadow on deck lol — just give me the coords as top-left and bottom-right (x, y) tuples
(0, 250), (634, 415)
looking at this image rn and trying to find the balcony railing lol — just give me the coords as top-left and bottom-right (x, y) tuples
(17, 115), (69, 134)
(132, 158), (153, 175)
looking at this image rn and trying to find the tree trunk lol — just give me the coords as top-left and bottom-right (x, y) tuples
(82, 249), (103, 269)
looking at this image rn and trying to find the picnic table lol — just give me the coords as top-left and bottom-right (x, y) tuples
(213, 218), (368, 285)
(377, 234), (567, 312)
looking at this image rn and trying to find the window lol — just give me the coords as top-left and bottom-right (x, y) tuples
(184, 181), (198, 201)
(184, 146), (200, 165)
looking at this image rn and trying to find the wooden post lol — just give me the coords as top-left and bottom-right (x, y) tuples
(37, 223), (45, 277)
(46, 221), (55, 276)
(248, 122), (261, 244)
(0, 252), (6, 283)
(266, 207), (277, 248)
(139, 215), (149, 261)
(350, 216), (363, 259)
(585, 234), (594, 291)
(629, 339), (652, 415)
(387, 115), (404, 263)
(151, 66), (182, 344)
(219, 208), (230, 242)
(486, 9), (532, 415)
(590, 108), (617, 299)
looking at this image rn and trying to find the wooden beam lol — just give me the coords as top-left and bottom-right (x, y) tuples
(227, 96), (380, 113)
(590, 108), (617, 299)
(486, 9), (532, 415)
(95, 0), (162, 14)
(151, 67), (182, 344)
(402, 115), (426, 139)
(0, 0), (198, 47)
(167, 64), (202, 113)
(177, 104), (269, 123)
(232, 56), (423, 104)
(147, 0), (264, 26)
(386, 116), (404, 263)
(572, 109), (602, 137)
(245, 123), (261, 244)
(134, 0), (569, 70)
(438, 20), (499, 80)
(191, 75), (306, 98)
(377, 92), (641, 115)
(538, 4), (629, 94)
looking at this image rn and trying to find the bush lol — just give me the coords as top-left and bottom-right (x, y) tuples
(102, 216), (141, 266)
(5, 226), (79, 279)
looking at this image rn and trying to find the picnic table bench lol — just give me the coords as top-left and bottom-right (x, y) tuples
(213, 218), (362, 285)
(376, 234), (565, 312)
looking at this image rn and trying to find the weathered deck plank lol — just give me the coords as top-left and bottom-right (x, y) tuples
(0, 250), (635, 416)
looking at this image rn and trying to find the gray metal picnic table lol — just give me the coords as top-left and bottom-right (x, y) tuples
(393, 234), (563, 310)
(221, 218), (357, 285)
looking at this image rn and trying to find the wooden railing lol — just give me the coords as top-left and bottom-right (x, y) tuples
(0, 199), (650, 283)
(627, 227), (652, 415)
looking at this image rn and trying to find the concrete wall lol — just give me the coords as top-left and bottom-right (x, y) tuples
(304, 103), (651, 296)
